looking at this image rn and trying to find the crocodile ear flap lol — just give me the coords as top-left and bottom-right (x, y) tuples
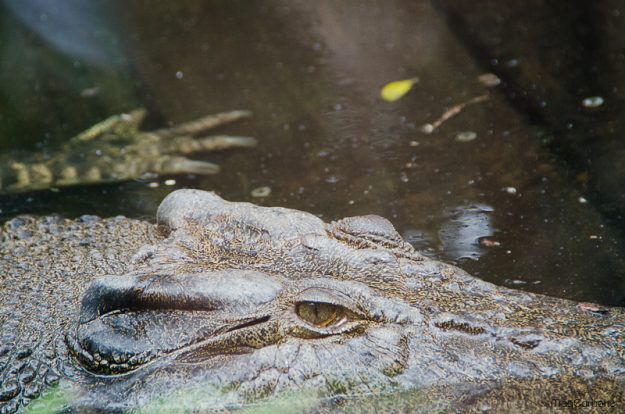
(332, 215), (404, 244)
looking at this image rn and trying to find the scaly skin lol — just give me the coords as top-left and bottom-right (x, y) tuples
(0, 189), (623, 413)
(0, 110), (256, 193)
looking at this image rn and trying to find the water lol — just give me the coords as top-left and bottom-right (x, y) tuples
(1, 0), (624, 306)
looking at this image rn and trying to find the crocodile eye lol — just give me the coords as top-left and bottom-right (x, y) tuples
(296, 302), (347, 328)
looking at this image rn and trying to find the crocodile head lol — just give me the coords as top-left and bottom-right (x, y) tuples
(66, 190), (426, 410)
(63, 190), (625, 411)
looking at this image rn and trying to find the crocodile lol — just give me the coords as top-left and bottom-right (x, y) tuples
(1, 189), (624, 413)
(0, 110), (256, 193)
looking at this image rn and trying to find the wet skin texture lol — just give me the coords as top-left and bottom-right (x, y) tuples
(0, 110), (256, 193)
(0, 189), (624, 412)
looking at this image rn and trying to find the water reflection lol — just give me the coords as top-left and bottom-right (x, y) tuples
(439, 204), (495, 262)
(3, 0), (125, 68)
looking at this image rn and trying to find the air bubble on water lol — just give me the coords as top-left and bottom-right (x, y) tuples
(421, 124), (434, 134)
(251, 186), (271, 197)
(455, 131), (477, 142)
(477, 73), (500, 87)
(506, 59), (519, 67)
(582, 96), (604, 108)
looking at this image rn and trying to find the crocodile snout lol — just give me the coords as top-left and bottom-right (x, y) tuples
(69, 271), (282, 374)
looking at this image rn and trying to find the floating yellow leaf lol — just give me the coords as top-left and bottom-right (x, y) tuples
(380, 77), (419, 102)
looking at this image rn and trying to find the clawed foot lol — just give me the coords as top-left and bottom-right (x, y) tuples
(0, 109), (257, 193)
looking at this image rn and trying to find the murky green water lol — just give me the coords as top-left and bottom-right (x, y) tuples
(1, 0), (624, 306)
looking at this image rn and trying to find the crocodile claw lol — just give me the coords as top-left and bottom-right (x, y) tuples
(158, 157), (221, 175)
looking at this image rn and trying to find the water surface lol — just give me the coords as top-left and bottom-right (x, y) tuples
(1, 0), (624, 305)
